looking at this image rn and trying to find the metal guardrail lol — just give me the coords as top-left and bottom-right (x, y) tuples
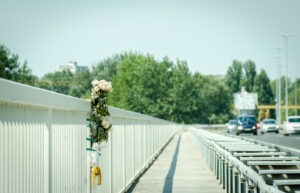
(189, 127), (300, 193)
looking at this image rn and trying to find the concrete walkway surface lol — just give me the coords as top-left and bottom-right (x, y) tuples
(127, 132), (225, 193)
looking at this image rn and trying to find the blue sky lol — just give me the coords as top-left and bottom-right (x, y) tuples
(1, 0), (299, 80)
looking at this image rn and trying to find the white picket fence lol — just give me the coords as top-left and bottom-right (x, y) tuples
(0, 78), (182, 193)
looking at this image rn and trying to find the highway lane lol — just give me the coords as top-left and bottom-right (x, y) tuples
(228, 132), (300, 150)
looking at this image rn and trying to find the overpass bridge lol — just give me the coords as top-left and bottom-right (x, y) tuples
(1, 78), (300, 193)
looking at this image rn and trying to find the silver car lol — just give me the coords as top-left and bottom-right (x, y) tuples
(283, 116), (300, 136)
(260, 119), (279, 134)
(227, 119), (237, 133)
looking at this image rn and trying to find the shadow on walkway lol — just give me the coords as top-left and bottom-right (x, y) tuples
(162, 136), (181, 193)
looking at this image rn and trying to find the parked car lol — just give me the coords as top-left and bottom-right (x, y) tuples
(260, 119), (279, 134)
(236, 115), (257, 135)
(283, 116), (300, 136)
(227, 119), (237, 133)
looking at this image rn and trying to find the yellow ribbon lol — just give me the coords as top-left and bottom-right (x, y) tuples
(91, 166), (102, 187)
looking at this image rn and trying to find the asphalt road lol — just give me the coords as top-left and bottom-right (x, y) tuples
(227, 131), (300, 150)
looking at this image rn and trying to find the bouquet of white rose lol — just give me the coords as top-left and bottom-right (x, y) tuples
(88, 79), (112, 143)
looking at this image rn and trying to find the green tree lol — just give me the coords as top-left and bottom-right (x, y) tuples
(109, 52), (173, 118)
(92, 54), (121, 81)
(243, 60), (256, 92)
(202, 75), (233, 123)
(108, 52), (233, 123)
(166, 60), (195, 123)
(288, 78), (300, 116)
(37, 69), (92, 98)
(37, 70), (74, 95)
(254, 69), (274, 105)
(69, 69), (92, 98)
(225, 60), (243, 94)
(0, 44), (37, 85)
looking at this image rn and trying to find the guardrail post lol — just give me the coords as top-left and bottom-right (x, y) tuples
(219, 156), (222, 184)
(240, 177), (246, 193)
(215, 152), (219, 178)
(210, 147), (213, 170)
(256, 185), (260, 193)
(222, 158), (225, 189)
(234, 171), (239, 193)
(229, 164), (233, 193)
(225, 162), (229, 192)
(247, 185), (254, 193)
(217, 155), (220, 180)
(213, 150), (216, 175)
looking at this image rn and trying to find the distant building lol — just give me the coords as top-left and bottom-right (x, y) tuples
(56, 61), (88, 73)
(234, 87), (258, 115)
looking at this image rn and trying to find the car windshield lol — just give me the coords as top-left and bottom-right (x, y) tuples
(229, 120), (237, 124)
(264, 120), (275, 124)
(238, 116), (256, 123)
(288, 117), (300, 123)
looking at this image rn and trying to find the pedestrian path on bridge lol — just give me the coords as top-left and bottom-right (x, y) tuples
(127, 132), (225, 193)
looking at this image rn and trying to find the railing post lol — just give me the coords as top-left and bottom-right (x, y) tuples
(229, 164), (233, 193)
(109, 129), (113, 193)
(123, 122), (126, 190)
(219, 156), (222, 184)
(234, 171), (239, 193)
(216, 155), (220, 180)
(132, 121), (135, 184)
(44, 108), (51, 193)
(256, 185), (260, 193)
(222, 158), (225, 189)
(247, 185), (255, 193)
(240, 177), (246, 193)
(225, 162), (229, 192)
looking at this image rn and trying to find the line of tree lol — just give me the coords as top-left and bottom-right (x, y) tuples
(0, 44), (37, 85)
(1, 44), (299, 123)
(225, 59), (275, 105)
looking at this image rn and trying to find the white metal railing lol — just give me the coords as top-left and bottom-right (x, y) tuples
(0, 78), (182, 193)
(189, 127), (300, 193)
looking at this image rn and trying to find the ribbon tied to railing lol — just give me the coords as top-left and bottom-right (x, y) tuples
(91, 166), (102, 187)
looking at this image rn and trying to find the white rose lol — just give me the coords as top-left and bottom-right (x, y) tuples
(101, 120), (111, 129)
(91, 79), (112, 92)
(98, 80), (112, 92)
(91, 79), (99, 87)
(92, 85), (101, 92)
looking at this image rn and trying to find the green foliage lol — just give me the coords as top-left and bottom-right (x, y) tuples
(36, 69), (92, 98)
(92, 54), (121, 81)
(106, 52), (232, 123)
(225, 60), (243, 94)
(254, 69), (274, 104)
(0, 43), (247, 124)
(243, 60), (256, 92)
(0, 44), (37, 85)
(254, 69), (275, 118)
(225, 59), (282, 119)
(287, 78), (300, 116)
(226, 59), (257, 94)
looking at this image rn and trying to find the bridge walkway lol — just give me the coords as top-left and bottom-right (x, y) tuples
(127, 132), (225, 193)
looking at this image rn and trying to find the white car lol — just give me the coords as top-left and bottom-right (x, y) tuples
(260, 119), (279, 134)
(226, 119), (237, 133)
(283, 116), (300, 136)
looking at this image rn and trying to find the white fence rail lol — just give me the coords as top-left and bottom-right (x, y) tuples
(0, 78), (182, 193)
(189, 127), (300, 193)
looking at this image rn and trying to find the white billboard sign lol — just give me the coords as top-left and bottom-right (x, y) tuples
(234, 92), (258, 110)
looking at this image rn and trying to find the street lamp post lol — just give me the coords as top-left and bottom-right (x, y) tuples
(281, 34), (292, 122)
(275, 47), (282, 124)
(273, 56), (279, 124)
(296, 77), (298, 115)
